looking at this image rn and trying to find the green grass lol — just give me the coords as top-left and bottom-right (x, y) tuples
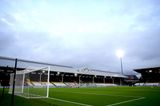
(1, 86), (160, 106)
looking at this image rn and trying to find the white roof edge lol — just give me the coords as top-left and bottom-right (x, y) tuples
(50, 67), (127, 78)
(16, 66), (127, 78)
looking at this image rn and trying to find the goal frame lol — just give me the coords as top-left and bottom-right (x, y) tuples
(9, 66), (50, 99)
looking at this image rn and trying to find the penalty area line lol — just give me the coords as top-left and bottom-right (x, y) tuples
(48, 97), (92, 106)
(107, 97), (146, 106)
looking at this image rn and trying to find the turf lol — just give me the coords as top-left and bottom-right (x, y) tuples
(0, 86), (160, 106)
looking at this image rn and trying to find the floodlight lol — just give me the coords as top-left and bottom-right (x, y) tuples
(116, 49), (125, 77)
(116, 49), (124, 58)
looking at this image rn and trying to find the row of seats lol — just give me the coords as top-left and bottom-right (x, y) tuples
(95, 83), (117, 87)
(79, 83), (117, 87)
(26, 82), (67, 87)
(135, 83), (160, 86)
(65, 82), (79, 88)
(53, 82), (66, 87)
(26, 81), (118, 88)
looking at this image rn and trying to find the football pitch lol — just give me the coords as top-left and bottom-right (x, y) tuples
(0, 86), (160, 106)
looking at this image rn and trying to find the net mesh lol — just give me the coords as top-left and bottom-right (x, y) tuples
(9, 67), (50, 98)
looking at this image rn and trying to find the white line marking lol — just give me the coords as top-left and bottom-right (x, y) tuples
(107, 97), (146, 106)
(48, 97), (92, 106)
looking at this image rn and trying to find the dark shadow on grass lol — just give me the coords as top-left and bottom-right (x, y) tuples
(0, 88), (57, 106)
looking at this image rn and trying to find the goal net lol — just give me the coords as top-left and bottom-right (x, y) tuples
(9, 67), (50, 98)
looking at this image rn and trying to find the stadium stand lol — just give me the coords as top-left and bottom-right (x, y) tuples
(52, 82), (67, 87)
(65, 82), (79, 88)
(124, 75), (139, 86)
(135, 83), (159, 86)
(134, 67), (160, 86)
(26, 79), (33, 86)
(48, 82), (55, 87)
(0, 56), (128, 89)
(95, 83), (117, 87)
(32, 82), (42, 87)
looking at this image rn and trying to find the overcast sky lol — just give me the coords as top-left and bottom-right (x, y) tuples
(0, 0), (160, 74)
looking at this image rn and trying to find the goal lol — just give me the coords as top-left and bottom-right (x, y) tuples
(9, 67), (50, 98)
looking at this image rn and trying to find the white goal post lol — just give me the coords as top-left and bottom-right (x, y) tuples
(9, 67), (50, 98)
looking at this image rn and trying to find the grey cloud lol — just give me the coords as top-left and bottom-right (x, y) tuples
(0, 0), (160, 74)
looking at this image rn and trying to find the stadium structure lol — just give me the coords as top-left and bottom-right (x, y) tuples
(134, 67), (160, 86)
(1, 56), (160, 106)
(0, 56), (127, 87)
(124, 75), (139, 86)
(0, 56), (128, 98)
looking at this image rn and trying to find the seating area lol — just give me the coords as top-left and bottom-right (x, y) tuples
(48, 82), (56, 87)
(32, 82), (42, 86)
(52, 82), (67, 87)
(95, 83), (118, 87)
(78, 83), (118, 87)
(26, 81), (33, 86)
(25, 81), (119, 88)
(65, 82), (79, 88)
(135, 83), (160, 86)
